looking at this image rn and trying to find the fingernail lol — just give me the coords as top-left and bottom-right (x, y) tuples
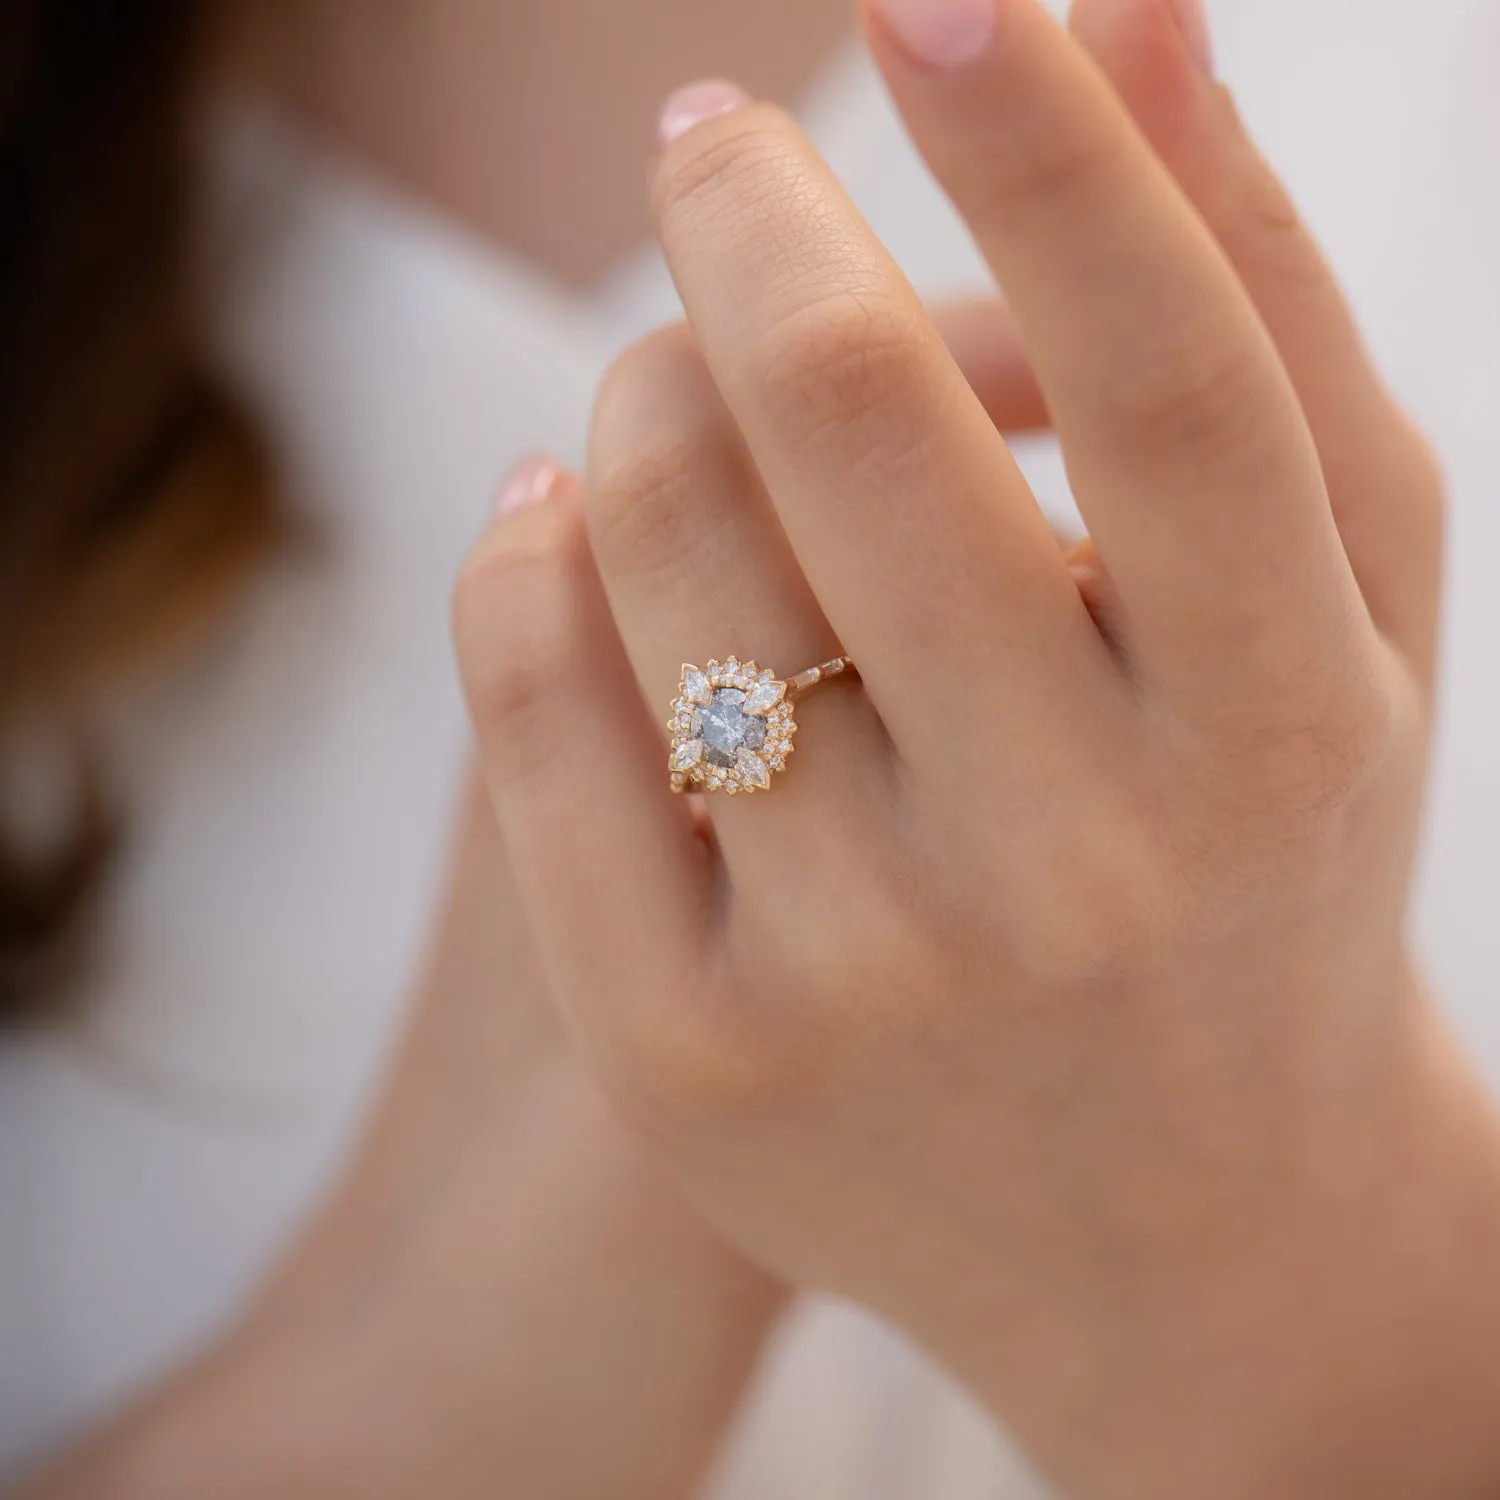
(657, 79), (752, 148)
(1165, 0), (1214, 75)
(871, 0), (997, 70)
(494, 455), (559, 518)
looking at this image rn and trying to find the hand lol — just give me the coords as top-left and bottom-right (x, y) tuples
(455, 2), (1500, 1497)
(19, 771), (779, 1500)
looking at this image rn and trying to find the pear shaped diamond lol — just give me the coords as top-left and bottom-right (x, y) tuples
(682, 666), (712, 707)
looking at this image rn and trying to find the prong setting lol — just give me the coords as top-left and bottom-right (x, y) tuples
(668, 658), (797, 794)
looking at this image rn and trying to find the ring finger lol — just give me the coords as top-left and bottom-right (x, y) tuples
(587, 322), (886, 865)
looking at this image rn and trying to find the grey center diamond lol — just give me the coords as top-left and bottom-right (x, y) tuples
(692, 689), (768, 769)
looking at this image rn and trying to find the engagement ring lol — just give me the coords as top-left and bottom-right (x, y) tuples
(668, 655), (856, 794)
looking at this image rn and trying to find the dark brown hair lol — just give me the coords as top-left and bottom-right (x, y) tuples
(0, 0), (278, 1016)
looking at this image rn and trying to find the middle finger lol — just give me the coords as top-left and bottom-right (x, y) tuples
(650, 83), (1104, 753)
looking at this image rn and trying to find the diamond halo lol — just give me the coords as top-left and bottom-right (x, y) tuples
(668, 659), (798, 795)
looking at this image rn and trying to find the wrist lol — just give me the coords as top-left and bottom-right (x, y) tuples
(951, 986), (1500, 1500)
(253, 1060), (785, 1500)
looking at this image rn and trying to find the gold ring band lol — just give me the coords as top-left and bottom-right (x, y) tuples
(667, 655), (857, 795)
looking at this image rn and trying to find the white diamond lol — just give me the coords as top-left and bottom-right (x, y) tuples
(737, 751), (770, 789)
(682, 667), (712, 706)
(743, 680), (786, 716)
(671, 739), (705, 771)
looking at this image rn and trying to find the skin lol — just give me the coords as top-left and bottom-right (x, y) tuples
(15, 8), (1051, 1491)
(454, 1), (1500, 1497)
(19, 0), (1499, 1493)
(13, 299), (1038, 1497)
(22, 1), (863, 1490)
(16, 781), (779, 1499)
(228, 0), (854, 284)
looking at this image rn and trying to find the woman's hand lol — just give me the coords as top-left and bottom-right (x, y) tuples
(455, 1), (1500, 1495)
(19, 767), (780, 1500)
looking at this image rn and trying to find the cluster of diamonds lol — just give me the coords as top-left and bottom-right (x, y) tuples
(667, 659), (797, 794)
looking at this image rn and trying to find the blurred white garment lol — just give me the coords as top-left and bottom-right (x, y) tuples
(2, 1), (1498, 1493)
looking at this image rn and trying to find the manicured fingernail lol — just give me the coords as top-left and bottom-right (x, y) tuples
(871, 0), (997, 69)
(657, 79), (751, 147)
(494, 455), (558, 518)
(1165, 0), (1214, 75)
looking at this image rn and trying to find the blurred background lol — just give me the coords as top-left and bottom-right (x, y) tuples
(0, 0), (1495, 1495)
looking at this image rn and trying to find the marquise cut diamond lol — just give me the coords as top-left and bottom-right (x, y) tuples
(737, 750), (770, 788)
(742, 680), (786, 716)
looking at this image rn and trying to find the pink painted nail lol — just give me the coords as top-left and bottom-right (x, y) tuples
(657, 79), (751, 148)
(1165, 0), (1214, 75)
(494, 455), (558, 519)
(871, 0), (997, 69)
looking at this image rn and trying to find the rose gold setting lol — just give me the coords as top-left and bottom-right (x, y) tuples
(667, 655), (856, 795)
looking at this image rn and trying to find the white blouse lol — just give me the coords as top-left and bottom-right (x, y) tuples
(2, 3), (1497, 1495)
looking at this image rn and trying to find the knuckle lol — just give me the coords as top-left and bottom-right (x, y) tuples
(589, 430), (717, 586)
(1016, 905), (1157, 992)
(452, 509), (586, 771)
(1209, 657), (1398, 833)
(1392, 419), (1449, 534)
(753, 291), (931, 469)
(798, 878), (927, 1006)
(1233, 177), (1324, 291)
(1007, 825), (1182, 989)
(1280, 666), (1397, 818)
(1241, 181), (1304, 247)
(1211, 93), (1308, 247)
(588, 326), (735, 586)
(1101, 330), (1284, 479)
